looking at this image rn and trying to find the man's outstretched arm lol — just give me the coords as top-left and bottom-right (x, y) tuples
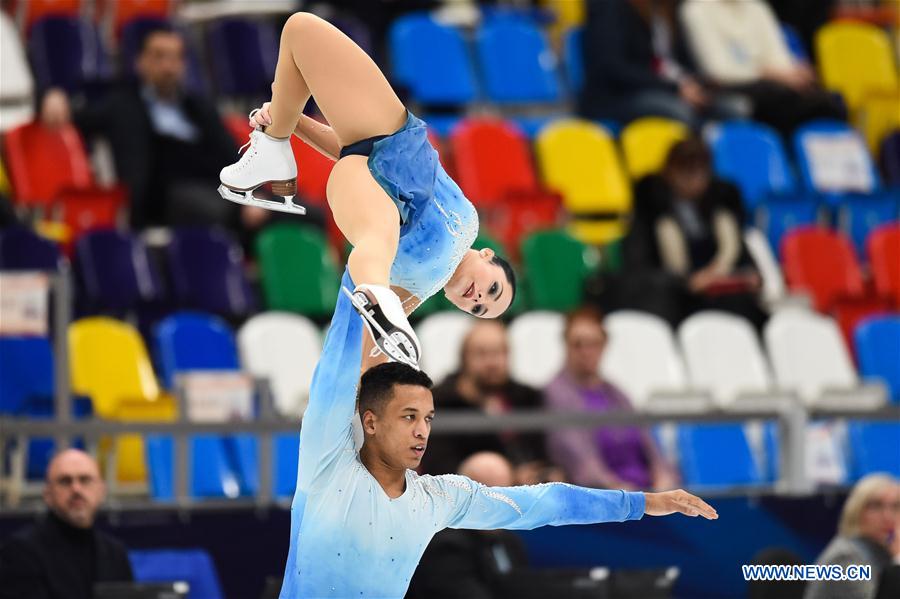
(440, 476), (717, 531)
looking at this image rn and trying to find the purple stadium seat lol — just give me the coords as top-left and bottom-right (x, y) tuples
(74, 229), (162, 312)
(0, 227), (62, 270)
(27, 16), (112, 95)
(166, 228), (256, 317)
(880, 130), (900, 187)
(206, 18), (278, 98)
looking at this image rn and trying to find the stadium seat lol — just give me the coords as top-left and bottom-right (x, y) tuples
(562, 26), (584, 92)
(388, 15), (477, 105)
(27, 17), (111, 97)
(101, 0), (175, 35)
(144, 434), (244, 500)
(290, 134), (335, 206)
(0, 12), (34, 131)
(836, 194), (899, 256)
(857, 93), (900, 156)
(415, 312), (475, 385)
(764, 309), (862, 405)
(677, 424), (763, 488)
(847, 422), (900, 479)
(129, 548), (224, 599)
(600, 310), (689, 408)
(520, 229), (599, 311)
(0, 227), (62, 270)
(255, 224), (340, 319)
(545, 0), (586, 42)
(793, 120), (880, 197)
(815, 21), (898, 114)
(743, 228), (787, 306)
(207, 18), (278, 98)
(508, 311), (565, 388)
(880, 131), (900, 186)
(488, 190), (562, 261)
(781, 227), (865, 311)
(0, 337), (54, 416)
(12, 0), (82, 32)
(475, 16), (562, 103)
(619, 117), (689, 180)
(708, 121), (798, 209)
(56, 187), (125, 246)
(274, 432), (300, 498)
(238, 312), (322, 418)
(678, 312), (774, 407)
(74, 229), (162, 313)
(755, 198), (822, 258)
(2, 122), (94, 207)
(780, 22), (809, 63)
(153, 312), (240, 390)
(867, 223), (900, 306)
(167, 228), (256, 317)
(854, 315), (900, 403)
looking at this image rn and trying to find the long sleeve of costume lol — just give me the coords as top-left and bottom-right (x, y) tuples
(437, 475), (645, 531)
(296, 268), (363, 491)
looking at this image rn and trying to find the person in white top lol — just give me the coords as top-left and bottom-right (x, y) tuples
(680, 0), (844, 136)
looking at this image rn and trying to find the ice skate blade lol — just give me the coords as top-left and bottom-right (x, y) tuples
(341, 286), (419, 370)
(218, 184), (306, 215)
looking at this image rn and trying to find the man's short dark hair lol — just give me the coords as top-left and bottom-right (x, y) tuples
(139, 24), (180, 54)
(491, 254), (516, 306)
(357, 362), (433, 417)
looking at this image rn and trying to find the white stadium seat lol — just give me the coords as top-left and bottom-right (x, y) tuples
(415, 312), (475, 384)
(508, 311), (565, 388)
(0, 12), (34, 131)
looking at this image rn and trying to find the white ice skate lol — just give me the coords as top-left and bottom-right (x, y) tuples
(341, 284), (421, 369)
(218, 129), (306, 215)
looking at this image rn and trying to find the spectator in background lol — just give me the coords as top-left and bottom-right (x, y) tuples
(579, 0), (747, 128)
(419, 321), (563, 485)
(545, 306), (679, 491)
(806, 473), (900, 599)
(40, 25), (270, 238)
(680, 0), (845, 138)
(620, 137), (767, 329)
(0, 449), (133, 599)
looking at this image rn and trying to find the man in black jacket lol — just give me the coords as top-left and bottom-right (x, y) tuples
(40, 25), (267, 233)
(0, 449), (133, 599)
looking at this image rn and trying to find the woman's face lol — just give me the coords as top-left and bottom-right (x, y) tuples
(565, 318), (607, 378)
(445, 249), (512, 319)
(857, 484), (900, 547)
(667, 165), (711, 201)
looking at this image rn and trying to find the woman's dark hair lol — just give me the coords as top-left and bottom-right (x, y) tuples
(357, 362), (433, 416)
(664, 137), (712, 174)
(490, 254), (516, 305)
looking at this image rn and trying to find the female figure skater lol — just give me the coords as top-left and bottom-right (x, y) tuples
(219, 12), (515, 368)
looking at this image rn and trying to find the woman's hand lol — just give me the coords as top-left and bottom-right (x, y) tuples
(644, 489), (718, 519)
(249, 102), (273, 129)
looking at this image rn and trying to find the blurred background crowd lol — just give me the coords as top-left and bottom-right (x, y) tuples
(0, 0), (899, 598)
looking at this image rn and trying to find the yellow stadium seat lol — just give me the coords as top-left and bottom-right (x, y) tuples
(620, 117), (689, 180)
(543, 0), (585, 42)
(0, 158), (10, 197)
(69, 317), (176, 484)
(535, 119), (632, 216)
(857, 91), (900, 154)
(567, 219), (627, 246)
(816, 21), (899, 113)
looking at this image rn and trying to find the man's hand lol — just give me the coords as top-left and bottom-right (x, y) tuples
(644, 489), (718, 520)
(678, 77), (709, 108)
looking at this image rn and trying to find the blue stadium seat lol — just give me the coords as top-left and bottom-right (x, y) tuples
(780, 23), (809, 63)
(389, 14), (476, 105)
(837, 193), (900, 256)
(847, 421), (900, 479)
(677, 424), (763, 488)
(475, 16), (561, 104)
(709, 121), (798, 210)
(153, 312), (240, 389)
(130, 549), (224, 599)
(167, 228), (256, 317)
(855, 315), (900, 403)
(120, 18), (207, 96)
(793, 120), (881, 200)
(274, 433), (300, 498)
(206, 18), (277, 98)
(0, 227), (61, 270)
(755, 197), (821, 257)
(145, 434), (243, 500)
(74, 229), (162, 313)
(27, 17), (111, 96)
(563, 26), (584, 93)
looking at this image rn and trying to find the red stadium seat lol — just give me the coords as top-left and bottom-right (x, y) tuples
(489, 190), (562, 260)
(867, 223), (900, 307)
(782, 227), (866, 312)
(222, 112), (250, 148)
(57, 187), (126, 243)
(98, 0), (174, 35)
(290, 135), (334, 206)
(2, 122), (94, 207)
(7, 0), (82, 32)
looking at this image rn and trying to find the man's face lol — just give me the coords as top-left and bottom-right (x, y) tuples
(565, 318), (607, 378)
(364, 385), (434, 470)
(136, 32), (186, 96)
(461, 322), (509, 390)
(858, 484), (900, 547)
(43, 450), (105, 528)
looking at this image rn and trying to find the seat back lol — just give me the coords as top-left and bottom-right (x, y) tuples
(535, 119), (631, 215)
(709, 121), (797, 209)
(274, 432), (300, 498)
(75, 229), (161, 312)
(793, 120), (880, 195)
(206, 18), (277, 97)
(415, 312), (475, 384)
(153, 312), (240, 390)
(104, 0), (175, 34)
(764, 309), (859, 404)
(28, 17), (110, 95)
(389, 14), (476, 105)
(677, 424), (762, 488)
(601, 311), (687, 407)
(880, 131), (900, 186)
(847, 422), (900, 479)
(562, 26), (584, 92)
(755, 197), (821, 258)
(620, 117), (689, 180)
(816, 21), (899, 112)
(129, 548), (224, 599)
(0, 227), (61, 270)
(867, 223), (900, 305)
(16, 0), (82, 31)
(508, 311), (565, 388)
(0, 12), (34, 131)
(238, 312), (322, 418)
(836, 194), (899, 256)
(678, 312), (773, 406)
(476, 16), (561, 103)
(0, 337), (54, 415)
(255, 224), (340, 318)
(290, 134), (335, 206)
(520, 228), (598, 311)
(782, 227), (864, 311)
(854, 315), (900, 403)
